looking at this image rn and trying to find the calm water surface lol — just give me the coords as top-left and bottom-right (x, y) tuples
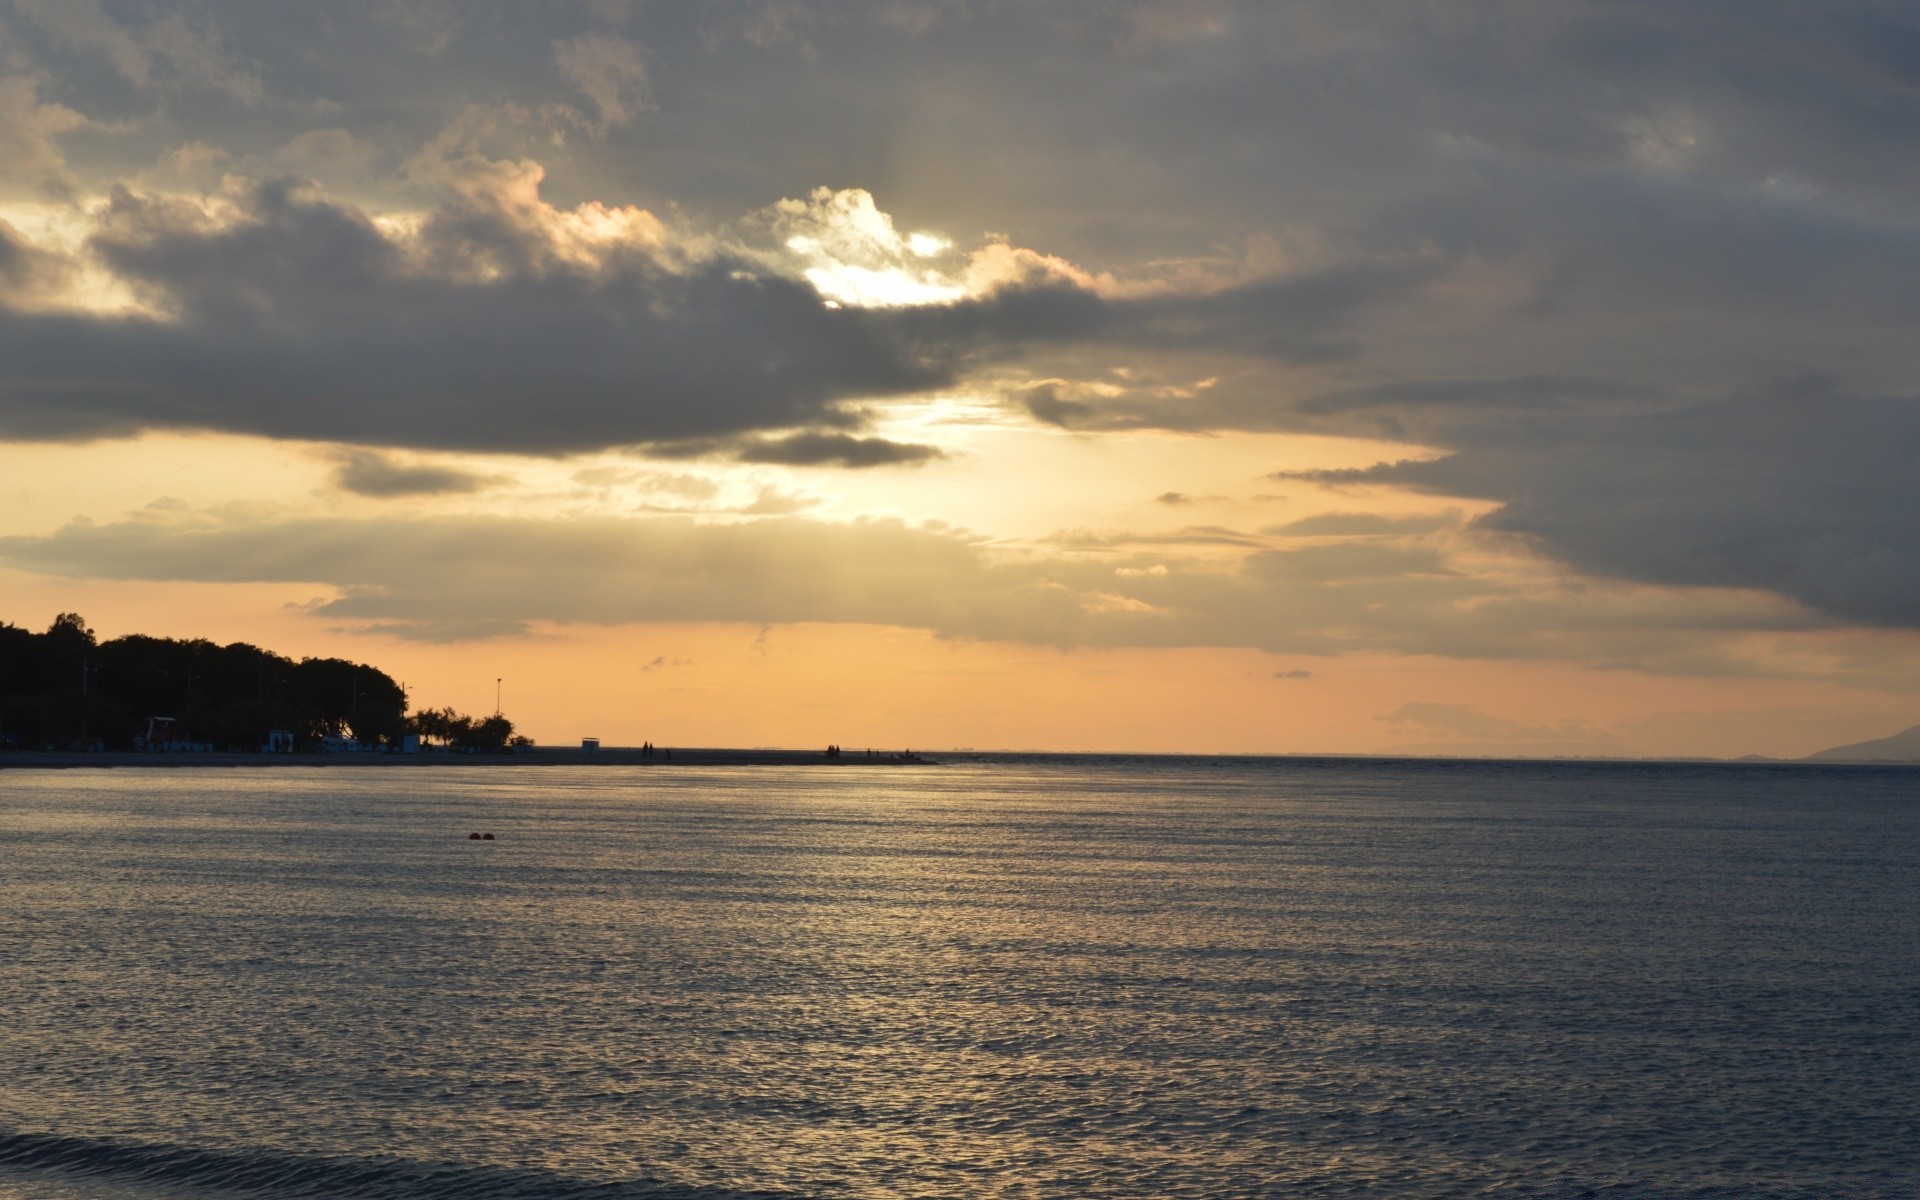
(0, 757), (1916, 1198)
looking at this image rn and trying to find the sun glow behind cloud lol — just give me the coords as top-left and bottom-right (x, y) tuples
(0, 201), (153, 316)
(771, 187), (971, 307)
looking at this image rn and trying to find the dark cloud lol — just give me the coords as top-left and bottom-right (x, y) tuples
(0, 219), (70, 304)
(0, 180), (945, 451)
(894, 259), (1443, 366)
(1290, 385), (1920, 628)
(1298, 376), (1660, 418)
(735, 432), (944, 468)
(329, 448), (492, 497)
(13, 3), (1920, 257)
(0, 177), (1426, 453)
(638, 430), (942, 468)
(1020, 383), (1095, 428)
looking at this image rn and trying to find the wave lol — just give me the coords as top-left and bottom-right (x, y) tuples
(0, 1128), (796, 1200)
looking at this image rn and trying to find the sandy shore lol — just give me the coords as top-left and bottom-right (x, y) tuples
(0, 747), (935, 770)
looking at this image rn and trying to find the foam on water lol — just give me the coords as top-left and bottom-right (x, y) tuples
(0, 757), (1916, 1198)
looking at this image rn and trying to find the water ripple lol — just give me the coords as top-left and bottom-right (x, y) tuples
(0, 758), (1916, 1197)
(0, 1128), (794, 1199)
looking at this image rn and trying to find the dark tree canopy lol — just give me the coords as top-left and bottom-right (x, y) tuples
(0, 614), (520, 752)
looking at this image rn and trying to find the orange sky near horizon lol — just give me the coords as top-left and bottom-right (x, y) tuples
(4, 567), (1912, 760)
(3, 421), (1918, 762)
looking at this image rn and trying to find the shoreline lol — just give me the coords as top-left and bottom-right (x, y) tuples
(0, 747), (935, 771)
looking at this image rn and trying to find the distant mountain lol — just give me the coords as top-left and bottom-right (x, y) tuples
(1803, 723), (1920, 763)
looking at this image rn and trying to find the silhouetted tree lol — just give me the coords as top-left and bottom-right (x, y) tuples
(410, 706), (461, 747)
(406, 706), (520, 752)
(0, 614), (436, 752)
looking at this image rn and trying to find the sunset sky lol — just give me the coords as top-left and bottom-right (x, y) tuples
(3, 2), (1919, 756)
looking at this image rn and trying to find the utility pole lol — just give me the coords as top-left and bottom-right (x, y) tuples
(495, 678), (502, 716)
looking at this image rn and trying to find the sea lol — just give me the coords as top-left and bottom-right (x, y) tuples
(0, 756), (1915, 1199)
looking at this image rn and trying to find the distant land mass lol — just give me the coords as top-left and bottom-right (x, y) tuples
(1800, 723), (1920, 763)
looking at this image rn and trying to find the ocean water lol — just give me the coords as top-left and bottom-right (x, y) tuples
(0, 756), (1916, 1199)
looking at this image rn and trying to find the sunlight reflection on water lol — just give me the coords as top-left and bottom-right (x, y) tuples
(0, 758), (1916, 1198)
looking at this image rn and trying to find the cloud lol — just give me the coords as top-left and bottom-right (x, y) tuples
(1020, 383), (1096, 428)
(3, 505), (1898, 691)
(0, 74), (92, 199)
(1292, 384), (1920, 629)
(0, 218), (72, 306)
(9, 0), (261, 102)
(1265, 511), (1463, 537)
(371, 1), (464, 55)
(0, 177), (945, 450)
(328, 448), (493, 498)
(1047, 525), (1270, 551)
(744, 187), (971, 307)
(0, 511), (1099, 645)
(0, 170), (1429, 456)
(552, 34), (649, 128)
(888, 255), (1441, 366)
(10, 0), (153, 89)
(1297, 376), (1660, 419)
(274, 130), (382, 188)
(347, 617), (531, 643)
(637, 430), (943, 469)
(735, 432), (944, 468)
(571, 467), (819, 517)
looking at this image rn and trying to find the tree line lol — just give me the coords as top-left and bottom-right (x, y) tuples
(0, 613), (527, 753)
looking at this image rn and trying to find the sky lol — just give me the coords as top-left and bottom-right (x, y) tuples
(3, 1), (1919, 757)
